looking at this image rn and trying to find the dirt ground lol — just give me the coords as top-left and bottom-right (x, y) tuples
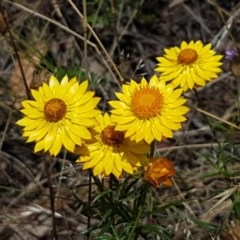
(1, 0), (240, 239)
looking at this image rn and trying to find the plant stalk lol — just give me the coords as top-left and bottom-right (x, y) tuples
(45, 155), (58, 240)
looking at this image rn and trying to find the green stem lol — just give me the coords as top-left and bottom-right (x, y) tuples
(127, 207), (143, 240)
(149, 140), (155, 158)
(87, 169), (92, 239)
(111, 225), (120, 240)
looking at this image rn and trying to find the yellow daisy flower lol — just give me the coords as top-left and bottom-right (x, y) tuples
(155, 40), (223, 91)
(109, 75), (189, 144)
(17, 75), (100, 156)
(75, 113), (149, 178)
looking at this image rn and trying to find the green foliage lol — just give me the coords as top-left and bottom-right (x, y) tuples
(81, 174), (174, 239)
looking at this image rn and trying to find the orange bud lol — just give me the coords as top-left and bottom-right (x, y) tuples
(144, 157), (176, 188)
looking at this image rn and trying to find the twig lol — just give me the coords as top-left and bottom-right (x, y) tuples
(4, 0), (121, 87)
(81, 1), (91, 237)
(66, 0), (123, 84)
(87, 169), (92, 239)
(0, 109), (12, 150)
(196, 107), (240, 130)
(109, 0), (145, 57)
(44, 155), (58, 240)
(172, 178), (196, 217)
(0, 7), (31, 99)
(86, 66), (92, 240)
(156, 142), (240, 153)
(50, 0), (83, 56)
(83, 0), (88, 75)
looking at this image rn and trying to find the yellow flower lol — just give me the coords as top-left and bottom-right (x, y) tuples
(75, 113), (149, 178)
(155, 40), (223, 91)
(144, 157), (176, 187)
(17, 75), (100, 156)
(109, 75), (189, 144)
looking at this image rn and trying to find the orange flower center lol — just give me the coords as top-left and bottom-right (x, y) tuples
(101, 125), (124, 147)
(44, 98), (67, 122)
(178, 48), (198, 65)
(131, 88), (163, 119)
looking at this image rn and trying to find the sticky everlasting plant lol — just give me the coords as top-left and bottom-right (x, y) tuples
(109, 74), (189, 144)
(15, 38), (226, 238)
(17, 75), (100, 156)
(155, 40), (223, 91)
(75, 113), (149, 177)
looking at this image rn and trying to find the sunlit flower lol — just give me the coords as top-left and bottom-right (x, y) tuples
(109, 75), (189, 144)
(155, 40), (223, 91)
(17, 75), (100, 156)
(75, 113), (149, 178)
(144, 157), (176, 187)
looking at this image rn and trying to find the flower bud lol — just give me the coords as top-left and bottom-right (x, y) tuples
(144, 157), (176, 188)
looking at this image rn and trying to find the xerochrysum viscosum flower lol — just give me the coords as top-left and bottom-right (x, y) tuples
(155, 40), (223, 91)
(109, 75), (189, 144)
(17, 75), (100, 156)
(75, 113), (149, 178)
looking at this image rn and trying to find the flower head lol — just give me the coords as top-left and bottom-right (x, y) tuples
(155, 40), (223, 91)
(75, 113), (149, 178)
(144, 157), (176, 187)
(17, 75), (100, 156)
(109, 75), (189, 144)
